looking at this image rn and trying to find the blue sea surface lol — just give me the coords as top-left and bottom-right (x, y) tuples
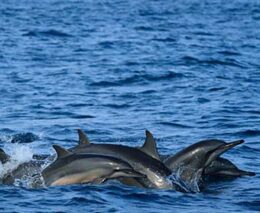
(0, 0), (259, 212)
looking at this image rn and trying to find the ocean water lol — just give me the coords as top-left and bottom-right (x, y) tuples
(0, 0), (259, 212)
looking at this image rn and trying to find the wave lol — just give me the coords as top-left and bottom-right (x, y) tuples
(23, 29), (73, 38)
(102, 103), (131, 109)
(236, 200), (260, 212)
(197, 97), (210, 104)
(179, 56), (246, 68)
(90, 71), (184, 87)
(151, 37), (176, 43)
(233, 129), (260, 137)
(217, 50), (241, 56)
(35, 111), (95, 120)
(0, 133), (39, 144)
(134, 26), (155, 31)
(158, 122), (192, 129)
(208, 87), (226, 92)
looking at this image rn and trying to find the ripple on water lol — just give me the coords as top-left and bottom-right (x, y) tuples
(0, 0), (259, 212)
(22, 29), (73, 38)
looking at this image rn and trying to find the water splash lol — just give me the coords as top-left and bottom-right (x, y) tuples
(168, 167), (202, 193)
(0, 144), (33, 179)
(0, 132), (39, 143)
(0, 163), (3, 178)
(13, 173), (45, 188)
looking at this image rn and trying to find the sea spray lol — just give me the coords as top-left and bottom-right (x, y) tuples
(9, 144), (33, 163)
(0, 144), (33, 179)
(168, 167), (202, 193)
(0, 162), (3, 178)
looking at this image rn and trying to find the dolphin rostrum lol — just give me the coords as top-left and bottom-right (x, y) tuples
(68, 129), (173, 189)
(42, 145), (145, 187)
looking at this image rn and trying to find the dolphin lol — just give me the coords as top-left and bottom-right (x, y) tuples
(67, 129), (173, 189)
(42, 145), (145, 187)
(142, 132), (255, 179)
(204, 157), (255, 178)
(163, 139), (245, 183)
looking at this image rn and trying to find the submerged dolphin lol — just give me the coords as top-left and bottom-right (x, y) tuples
(204, 157), (255, 178)
(42, 145), (145, 187)
(68, 129), (173, 189)
(163, 139), (247, 183)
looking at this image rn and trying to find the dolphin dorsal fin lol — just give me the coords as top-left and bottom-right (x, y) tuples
(139, 130), (161, 161)
(0, 148), (10, 164)
(77, 129), (91, 145)
(53, 145), (71, 158)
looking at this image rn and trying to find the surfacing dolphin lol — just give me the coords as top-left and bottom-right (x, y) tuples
(163, 139), (253, 184)
(204, 157), (255, 178)
(68, 129), (173, 189)
(134, 131), (255, 179)
(42, 145), (145, 187)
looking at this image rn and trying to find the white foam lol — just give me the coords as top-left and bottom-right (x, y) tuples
(0, 144), (33, 179)
(168, 166), (201, 193)
(0, 162), (3, 177)
(9, 145), (33, 163)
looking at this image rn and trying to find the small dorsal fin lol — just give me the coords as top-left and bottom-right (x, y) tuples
(53, 145), (71, 158)
(139, 130), (161, 161)
(0, 148), (10, 164)
(77, 129), (91, 145)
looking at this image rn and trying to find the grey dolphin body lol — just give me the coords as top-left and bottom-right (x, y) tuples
(126, 131), (255, 179)
(135, 132), (255, 179)
(68, 130), (172, 189)
(163, 139), (247, 183)
(42, 145), (145, 187)
(204, 157), (255, 178)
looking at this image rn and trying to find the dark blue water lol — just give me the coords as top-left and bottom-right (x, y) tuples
(0, 0), (259, 212)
